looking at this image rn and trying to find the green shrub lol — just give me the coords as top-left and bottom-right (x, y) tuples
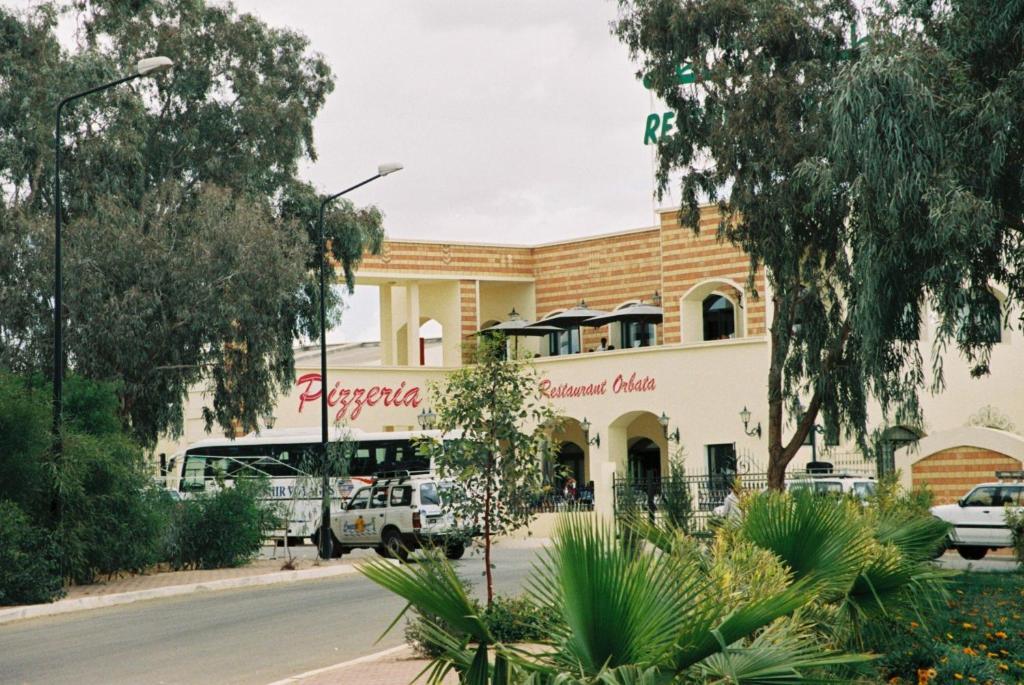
(1006, 506), (1024, 566)
(0, 374), (50, 519)
(484, 595), (560, 644)
(58, 431), (170, 584)
(165, 478), (280, 570)
(0, 500), (64, 605)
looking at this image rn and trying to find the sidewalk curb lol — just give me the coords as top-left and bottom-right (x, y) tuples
(0, 561), (377, 626)
(265, 645), (410, 685)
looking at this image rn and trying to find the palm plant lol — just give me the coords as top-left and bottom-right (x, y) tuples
(727, 490), (952, 645)
(359, 514), (863, 684)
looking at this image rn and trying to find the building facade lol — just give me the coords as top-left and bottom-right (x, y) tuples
(157, 206), (1024, 517)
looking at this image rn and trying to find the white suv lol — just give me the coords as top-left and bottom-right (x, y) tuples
(930, 474), (1024, 560)
(326, 472), (466, 561)
(786, 473), (877, 501)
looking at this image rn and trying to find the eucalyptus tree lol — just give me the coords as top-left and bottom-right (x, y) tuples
(615, 0), (866, 488)
(614, 0), (1018, 487)
(0, 1), (383, 445)
(827, 0), (1024, 387)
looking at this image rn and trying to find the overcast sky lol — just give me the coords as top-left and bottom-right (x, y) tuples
(9, 1), (672, 342)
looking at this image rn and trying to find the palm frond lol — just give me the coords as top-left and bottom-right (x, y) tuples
(525, 514), (708, 676)
(737, 491), (870, 601)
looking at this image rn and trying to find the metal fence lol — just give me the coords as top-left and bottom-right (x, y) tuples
(613, 471), (771, 533)
(612, 457), (878, 534)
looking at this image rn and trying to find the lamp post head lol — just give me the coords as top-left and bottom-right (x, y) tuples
(377, 163), (404, 177)
(658, 411), (670, 428)
(580, 417), (591, 435)
(739, 406), (751, 426)
(136, 56), (174, 76)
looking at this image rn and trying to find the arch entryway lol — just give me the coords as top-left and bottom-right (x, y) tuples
(628, 437), (661, 481)
(899, 426), (1024, 504)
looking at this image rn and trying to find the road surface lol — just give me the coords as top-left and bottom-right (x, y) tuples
(0, 545), (542, 685)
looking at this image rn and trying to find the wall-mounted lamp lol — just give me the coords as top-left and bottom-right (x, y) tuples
(658, 411), (681, 443)
(739, 405), (762, 438)
(417, 407), (437, 430)
(580, 417), (600, 448)
(263, 413), (277, 430)
(652, 290), (663, 307)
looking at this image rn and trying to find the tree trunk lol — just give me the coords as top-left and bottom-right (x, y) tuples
(483, 455), (494, 607)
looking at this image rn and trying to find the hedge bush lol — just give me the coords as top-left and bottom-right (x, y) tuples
(164, 478), (280, 570)
(0, 500), (64, 606)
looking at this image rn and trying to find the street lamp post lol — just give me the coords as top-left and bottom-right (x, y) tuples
(52, 56), (173, 451)
(317, 163), (403, 560)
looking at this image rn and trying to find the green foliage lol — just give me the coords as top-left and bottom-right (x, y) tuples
(1006, 507), (1024, 567)
(163, 478), (279, 571)
(614, 0), (868, 487)
(57, 430), (170, 584)
(0, 371), (280, 601)
(861, 573), (1024, 683)
(829, 0), (1024, 385)
(0, 373), (50, 518)
(406, 586), (558, 659)
(362, 514), (865, 684)
(0, 500), (64, 606)
(658, 455), (693, 533)
(424, 335), (560, 605)
(0, 1), (385, 445)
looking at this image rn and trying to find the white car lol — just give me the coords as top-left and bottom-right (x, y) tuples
(931, 475), (1024, 560)
(786, 474), (877, 501)
(325, 472), (467, 561)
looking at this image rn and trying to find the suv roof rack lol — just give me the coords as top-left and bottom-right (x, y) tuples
(373, 468), (432, 483)
(797, 469), (875, 479)
(996, 470), (1024, 482)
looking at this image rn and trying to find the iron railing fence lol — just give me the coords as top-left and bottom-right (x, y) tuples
(612, 459), (878, 534)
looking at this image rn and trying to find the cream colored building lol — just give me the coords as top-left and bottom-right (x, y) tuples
(157, 206), (1024, 517)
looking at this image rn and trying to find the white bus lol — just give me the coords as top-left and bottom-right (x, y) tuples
(167, 427), (441, 544)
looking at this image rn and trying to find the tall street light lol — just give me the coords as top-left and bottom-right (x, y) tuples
(52, 56), (174, 454)
(317, 163), (403, 560)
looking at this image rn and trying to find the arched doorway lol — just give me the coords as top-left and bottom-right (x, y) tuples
(628, 437), (661, 482)
(555, 443), (585, 496)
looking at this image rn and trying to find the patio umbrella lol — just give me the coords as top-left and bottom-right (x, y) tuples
(478, 310), (562, 356)
(529, 300), (610, 329)
(581, 303), (663, 327)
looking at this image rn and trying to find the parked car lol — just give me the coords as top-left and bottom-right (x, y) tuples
(785, 473), (877, 501)
(930, 472), (1024, 560)
(325, 471), (468, 561)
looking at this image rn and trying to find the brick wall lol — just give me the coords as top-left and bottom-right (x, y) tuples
(359, 241), (533, 279)
(458, 280), (478, 358)
(911, 446), (1022, 504)
(357, 206), (763, 351)
(659, 207), (766, 344)
(533, 229), (663, 351)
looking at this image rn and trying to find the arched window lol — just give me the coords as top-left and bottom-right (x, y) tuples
(702, 294), (735, 341)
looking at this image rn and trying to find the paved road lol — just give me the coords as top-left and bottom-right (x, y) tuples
(0, 545), (543, 685)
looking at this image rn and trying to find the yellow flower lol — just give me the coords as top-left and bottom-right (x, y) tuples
(994, 630), (1007, 639)
(998, 663), (1009, 672)
(963, 646), (978, 656)
(953, 674), (963, 681)
(963, 622), (976, 629)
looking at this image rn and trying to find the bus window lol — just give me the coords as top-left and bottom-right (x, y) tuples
(182, 456), (206, 491)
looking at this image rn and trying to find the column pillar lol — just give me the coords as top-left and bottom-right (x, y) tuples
(379, 284), (394, 366)
(406, 282), (420, 367)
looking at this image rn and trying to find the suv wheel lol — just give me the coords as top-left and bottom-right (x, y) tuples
(374, 545), (388, 558)
(956, 545), (988, 561)
(444, 541), (465, 560)
(382, 528), (408, 562)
